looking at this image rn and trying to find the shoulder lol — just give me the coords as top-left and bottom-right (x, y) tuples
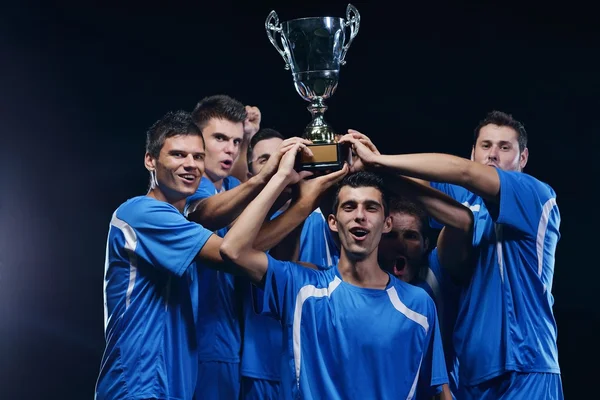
(497, 170), (556, 197)
(224, 175), (242, 189)
(115, 196), (173, 221)
(390, 277), (436, 311)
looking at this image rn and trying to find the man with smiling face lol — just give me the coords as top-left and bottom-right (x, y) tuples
(340, 110), (563, 399)
(219, 142), (451, 400)
(96, 111), (225, 399)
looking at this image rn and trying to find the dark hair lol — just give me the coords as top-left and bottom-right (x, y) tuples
(388, 196), (430, 238)
(145, 110), (202, 159)
(247, 128), (285, 167)
(474, 110), (528, 152)
(332, 171), (389, 216)
(191, 94), (247, 131)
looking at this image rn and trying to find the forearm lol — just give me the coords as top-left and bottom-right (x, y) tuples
(374, 153), (499, 200)
(384, 173), (472, 231)
(221, 173), (290, 260)
(230, 137), (251, 183)
(254, 197), (314, 251)
(187, 174), (266, 231)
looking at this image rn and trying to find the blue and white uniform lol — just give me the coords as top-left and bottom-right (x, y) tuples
(96, 196), (212, 400)
(186, 175), (243, 400)
(240, 208), (340, 399)
(431, 169), (563, 399)
(260, 254), (448, 399)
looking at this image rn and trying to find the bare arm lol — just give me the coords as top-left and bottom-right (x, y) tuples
(231, 105), (261, 183)
(254, 166), (348, 253)
(187, 174), (267, 231)
(339, 133), (500, 203)
(383, 173), (474, 280)
(374, 153), (500, 203)
(437, 384), (453, 400)
(220, 144), (309, 283)
(188, 136), (312, 231)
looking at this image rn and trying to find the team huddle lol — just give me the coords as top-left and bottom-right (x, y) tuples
(95, 95), (563, 399)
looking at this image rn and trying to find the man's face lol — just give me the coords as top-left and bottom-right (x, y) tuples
(328, 186), (391, 260)
(249, 137), (283, 175)
(202, 118), (244, 183)
(378, 211), (428, 282)
(146, 134), (205, 204)
(471, 124), (528, 172)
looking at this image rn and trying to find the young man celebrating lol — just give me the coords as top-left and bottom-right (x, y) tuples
(340, 111), (563, 399)
(219, 143), (450, 399)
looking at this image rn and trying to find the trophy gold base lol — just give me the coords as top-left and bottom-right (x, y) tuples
(296, 142), (350, 172)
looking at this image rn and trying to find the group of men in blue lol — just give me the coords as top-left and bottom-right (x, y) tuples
(95, 94), (563, 399)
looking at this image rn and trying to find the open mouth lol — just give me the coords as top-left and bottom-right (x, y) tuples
(221, 160), (233, 169)
(394, 256), (407, 272)
(349, 227), (369, 240)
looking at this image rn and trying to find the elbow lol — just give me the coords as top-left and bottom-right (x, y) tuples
(219, 239), (241, 264)
(459, 208), (475, 234)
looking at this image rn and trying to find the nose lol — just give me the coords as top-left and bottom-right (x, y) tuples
(183, 153), (196, 168)
(224, 139), (236, 155)
(488, 145), (499, 161)
(354, 205), (366, 222)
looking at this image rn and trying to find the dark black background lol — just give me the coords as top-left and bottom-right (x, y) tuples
(1, 0), (597, 398)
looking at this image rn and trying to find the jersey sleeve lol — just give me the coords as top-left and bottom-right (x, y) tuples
(429, 182), (471, 229)
(418, 298), (449, 395)
(493, 170), (560, 238)
(117, 200), (213, 277)
(260, 254), (309, 323)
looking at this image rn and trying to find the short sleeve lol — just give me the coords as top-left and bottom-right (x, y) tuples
(494, 170), (560, 237)
(117, 199), (213, 277)
(429, 182), (472, 229)
(260, 255), (305, 323)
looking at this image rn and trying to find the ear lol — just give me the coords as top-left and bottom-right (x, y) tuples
(470, 146), (475, 161)
(144, 152), (156, 171)
(519, 147), (529, 171)
(328, 214), (338, 233)
(423, 235), (430, 253)
(382, 215), (392, 234)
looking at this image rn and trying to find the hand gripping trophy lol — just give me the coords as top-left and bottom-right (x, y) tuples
(265, 4), (360, 171)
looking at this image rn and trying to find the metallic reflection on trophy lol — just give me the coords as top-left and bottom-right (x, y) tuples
(266, 4), (360, 171)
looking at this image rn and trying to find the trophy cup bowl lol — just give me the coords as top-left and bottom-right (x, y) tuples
(266, 4), (360, 171)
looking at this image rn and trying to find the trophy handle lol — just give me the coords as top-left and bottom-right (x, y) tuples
(340, 4), (360, 65)
(265, 10), (292, 70)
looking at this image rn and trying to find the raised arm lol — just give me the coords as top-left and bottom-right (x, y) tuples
(187, 136), (312, 231)
(230, 105), (261, 183)
(220, 143), (310, 283)
(339, 131), (501, 203)
(383, 173), (474, 280)
(254, 167), (348, 253)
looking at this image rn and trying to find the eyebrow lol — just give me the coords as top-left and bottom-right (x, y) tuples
(480, 139), (512, 146)
(168, 149), (205, 157)
(340, 199), (382, 208)
(212, 132), (241, 141)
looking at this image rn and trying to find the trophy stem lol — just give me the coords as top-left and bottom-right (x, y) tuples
(305, 98), (335, 144)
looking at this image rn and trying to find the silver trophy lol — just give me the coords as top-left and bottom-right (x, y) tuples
(266, 4), (360, 170)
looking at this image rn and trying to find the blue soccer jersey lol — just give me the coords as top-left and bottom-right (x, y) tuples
(299, 208), (340, 267)
(431, 169), (561, 386)
(261, 254), (448, 399)
(415, 249), (461, 398)
(185, 176), (243, 363)
(241, 209), (341, 382)
(95, 196), (213, 400)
